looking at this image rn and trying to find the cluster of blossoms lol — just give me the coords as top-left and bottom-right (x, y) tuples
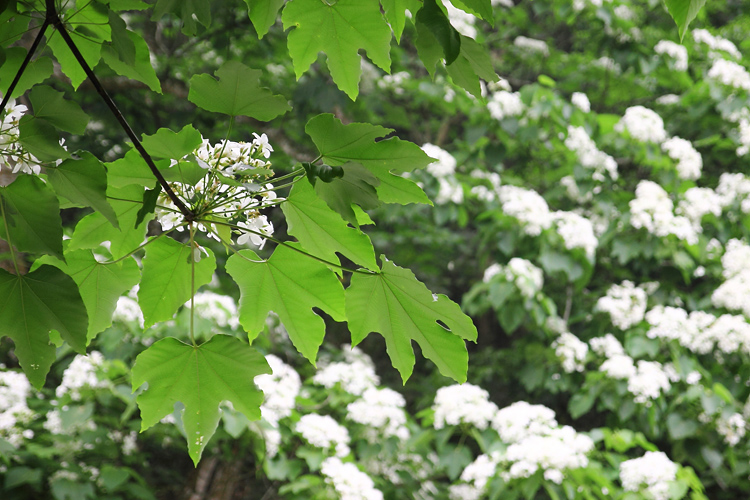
(253, 354), (301, 456)
(497, 185), (551, 236)
(645, 306), (750, 355)
(676, 187), (722, 224)
(155, 134), (280, 250)
(596, 281), (648, 330)
(564, 126), (618, 181)
(629, 180), (698, 244)
(660, 136), (703, 179)
(615, 106), (668, 143)
(552, 332), (589, 373)
(513, 36), (549, 56)
(654, 40), (688, 71)
(483, 258), (544, 299)
(432, 383), (499, 430)
(716, 413), (747, 446)
(312, 346), (380, 396)
(712, 239), (750, 318)
(346, 387), (409, 440)
(706, 59), (750, 91)
(320, 457), (384, 500)
(551, 211), (598, 259)
(487, 91), (524, 121)
(295, 413), (351, 457)
(0, 369), (35, 446)
(0, 96), (44, 175)
(56, 352), (106, 400)
(570, 92), (590, 113)
(184, 291), (240, 329)
(692, 28), (741, 59)
(716, 173), (750, 213)
(619, 451), (678, 500)
(421, 143), (464, 204)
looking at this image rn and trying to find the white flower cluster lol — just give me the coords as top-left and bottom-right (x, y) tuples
(449, 453), (500, 500)
(707, 59), (750, 92)
(712, 239), (750, 318)
(513, 36), (549, 56)
(295, 413), (351, 457)
(469, 169), (502, 203)
(347, 387), (409, 440)
(589, 333), (625, 358)
(320, 457), (384, 500)
(552, 332), (589, 373)
(56, 352), (106, 400)
(497, 185), (552, 236)
(736, 118), (750, 157)
(552, 211), (598, 258)
(312, 346), (380, 396)
(716, 413), (747, 446)
(654, 40), (688, 71)
(184, 291), (240, 329)
(0, 97), (44, 175)
(571, 92), (590, 113)
(627, 361), (671, 404)
(377, 71), (410, 94)
(255, 354), (301, 426)
(432, 383), (499, 430)
(596, 281), (648, 330)
(629, 180), (698, 244)
(493, 402), (593, 484)
(676, 187), (722, 223)
(661, 136), (702, 179)
(155, 134), (279, 249)
(422, 143), (457, 178)
(482, 258), (544, 299)
(487, 91), (524, 121)
(692, 28), (741, 59)
(615, 106), (667, 143)
(716, 173), (750, 213)
(113, 295), (145, 327)
(619, 451), (678, 500)
(0, 370), (35, 446)
(564, 126), (618, 181)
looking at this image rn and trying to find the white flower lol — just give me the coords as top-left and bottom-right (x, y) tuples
(552, 211), (598, 258)
(654, 40), (688, 71)
(504, 258), (544, 299)
(422, 143), (457, 178)
(571, 92), (590, 113)
(661, 137), (702, 180)
(502, 426), (593, 482)
(596, 281), (648, 330)
(378, 71), (410, 94)
(492, 401), (557, 443)
(589, 334), (625, 358)
(432, 383), (499, 430)
(321, 457), (384, 500)
(482, 263), (503, 283)
(677, 187), (721, 223)
(600, 354), (636, 379)
(184, 291), (239, 328)
(236, 216), (273, 249)
(251, 133), (273, 158)
(615, 106), (667, 143)
(717, 413), (747, 446)
(347, 387), (409, 440)
(627, 361), (671, 403)
(552, 332), (588, 373)
(435, 177), (464, 205)
(0, 370), (35, 446)
(487, 91), (524, 121)
(707, 59), (750, 91)
(312, 347), (379, 396)
(619, 451), (677, 500)
(255, 355), (301, 426)
(497, 185), (552, 236)
(513, 36), (549, 56)
(56, 352), (106, 400)
(629, 180), (698, 244)
(693, 29), (741, 59)
(295, 414), (350, 457)
(564, 126), (618, 181)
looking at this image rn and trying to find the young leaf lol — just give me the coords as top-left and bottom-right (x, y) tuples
(47, 152), (119, 228)
(36, 249), (140, 342)
(141, 125), (203, 161)
(446, 35), (499, 98)
(415, 0), (461, 65)
(450, 0), (494, 25)
(346, 257), (477, 383)
(101, 29), (162, 93)
(188, 61), (290, 120)
(245, 0), (285, 38)
(0, 265), (88, 389)
(281, 179), (378, 270)
(151, 0), (211, 35)
(305, 114), (434, 205)
(28, 85), (89, 134)
(18, 116), (69, 162)
(131, 335), (271, 465)
(381, 0), (421, 42)
(281, 0), (392, 100)
(108, 10), (136, 66)
(664, 0), (707, 41)
(0, 48), (53, 99)
(0, 175), (63, 259)
(138, 237), (216, 328)
(226, 245), (346, 363)
(313, 162), (380, 227)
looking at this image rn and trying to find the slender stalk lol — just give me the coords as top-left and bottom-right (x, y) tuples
(189, 223), (197, 347)
(268, 168), (304, 185)
(44, 0), (193, 221)
(0, 18), (50, 112)
(0, 199), (21, 275)
(103, 228), (178, 265)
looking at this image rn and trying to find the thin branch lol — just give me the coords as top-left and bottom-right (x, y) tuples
(0, 18), (50, 112)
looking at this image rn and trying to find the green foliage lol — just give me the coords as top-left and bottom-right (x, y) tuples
(664, 0), (707, 40)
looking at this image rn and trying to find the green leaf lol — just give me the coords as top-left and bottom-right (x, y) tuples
(381, 0), (421, 42)
(0, 265), (87, 389)
(449, 0), (494, 24)
(416, 0), (461, 65)
(47, 152), (119, 228)
(313, 162), (380, 226)
(101, 29), (162, 93)
(346, 256), (477, 383)
(106, 149), (171, 188)
(245, 0), (286, 38)
(108, 10), (136, 66)
(151, 0), (211, 35)
(105, 0), (150, 11)
(305, 114), (433, 205)
(414, 15), (444, 78)
(0, 48), (53, 99)
(301, 162), (343, 183)
(18, 116), (69, 162)
(666, 413), (699, 440)
(188, 61), (290, 120)
(37, 249), (140, 343)
(69, 184), (152, 260)
(132, 335), (271, 465)
(141, 125), (203, 160)
(138, 237), (216, 328)
(664, 0), (706, 40)
(0, 175), (63, 259)
(281, 179), (378, 270)
(446, 35), (498, 98)
(281, 0), (392, 100)
(28, 85), (89, 134)
(226, 245), (346, 363)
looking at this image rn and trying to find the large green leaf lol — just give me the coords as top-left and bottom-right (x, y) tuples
(446, 35), (498, 98)
(0, 265), (87, 389)
(664, 0), (706, 40)
(380, 0), (421, 42)
(281, 0), (392, 100)
(245, 0), (286, 38)
(0, 49), (53, 99)
(106, 149), (171, 188)
(188, 61), (290, 120)
(138, 237), (216, 328)
(108, 10), (136, 66)
(313, 162), (380, 227)
(151, 0), (211, 35)
(132, 335), (271, 465)
(415, 0), (461, 65)
(47, 152), (118, 228)
(28, 85), (89, 134)
(281, 179), (377, 270)
(101, 28), (162, 93)
(141, 125), (203, 161)
(305, 114), (433, 205)
(18, 116), (69, 162)
(68, 184), (151, 260)
(37, 249), (140, 342)
(346, 257), (477, 383)
(226, 245), (346, 363)
(0, 175), (63, 259)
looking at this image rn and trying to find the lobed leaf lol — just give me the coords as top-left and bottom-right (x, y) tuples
(28, 85), (89, 134)
(664, 0), (706, 41)
(101, 28), (162, 93)
(245, 0), (286, 38)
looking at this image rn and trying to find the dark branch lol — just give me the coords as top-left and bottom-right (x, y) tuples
(0, 18), (50, 112)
